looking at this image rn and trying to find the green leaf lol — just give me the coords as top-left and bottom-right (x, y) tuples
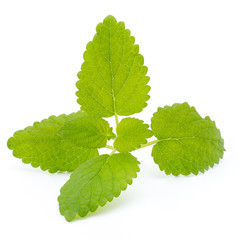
(58, 152), (140, 221)
(114, 118), (153, 152)
(7, 112), (98, 173)
(59, 116), (115, 149)
(151, 102), (225, 176)
(76, 15), (150, 117)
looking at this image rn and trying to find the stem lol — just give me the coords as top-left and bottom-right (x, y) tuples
(106, 139), (159, 154)
(110, 149), (117, 156)
(105, 145), (115, 150)
(135, 139), (160, 151)
(114, 112), (119, 126)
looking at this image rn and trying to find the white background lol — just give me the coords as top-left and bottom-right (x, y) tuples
(0, 0), (239, 239)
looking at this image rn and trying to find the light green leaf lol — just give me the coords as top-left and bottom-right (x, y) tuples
(59, 116), (115, 149)
(58, 153), (140, 221)
(76, 15), (150, 117)
(114, 118), (153, 152)
(7, 112), (98, 173)
(151, 102), (225, 176)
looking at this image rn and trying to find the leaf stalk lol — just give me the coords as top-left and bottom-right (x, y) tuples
(114, 112), (119, 126)
(136, 139), (160, 150)
(105, 145), (115, 150)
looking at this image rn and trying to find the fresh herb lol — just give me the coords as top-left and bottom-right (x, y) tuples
(7, 15), (225, 221)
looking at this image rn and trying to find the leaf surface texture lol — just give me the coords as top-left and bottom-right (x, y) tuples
(59, 116), (115, 149)
(114, 118), (153, 152)
(151, 102), (225, 176)
(58, 153), (140, 221)
(7, 112), (98, 173)
(76, 15), (150, 117)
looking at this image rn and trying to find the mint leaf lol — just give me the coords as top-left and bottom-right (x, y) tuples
(58, 153), (140, 221)
(151, 102), (225, 176)
(59, 116), (115, 149)
(7, 112), (98, 173)
(76, 15), (150, 117)
(7, 15), (226, 221)
(114, 118), (153, 152)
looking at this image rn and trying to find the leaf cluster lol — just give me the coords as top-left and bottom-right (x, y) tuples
(7, 15), (225, 221)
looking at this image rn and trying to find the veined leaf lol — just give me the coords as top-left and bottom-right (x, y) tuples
(114, 118), (153, 152)
(7, 112), (98, 173)
(151, 102), (225, 176)
(76, 15), (150, 117)
(58, 153), (140, 221)
(59, 116), (115, 149)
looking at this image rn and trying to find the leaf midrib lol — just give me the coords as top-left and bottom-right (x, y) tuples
(69, 155), (111, 218)
(157, 136), (222, 143)
(108, 19), (116, 116)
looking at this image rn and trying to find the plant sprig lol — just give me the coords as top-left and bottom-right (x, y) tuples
(7, 15), (225, 221)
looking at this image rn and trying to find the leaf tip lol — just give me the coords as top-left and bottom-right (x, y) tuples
(103, 15), (117, 23)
